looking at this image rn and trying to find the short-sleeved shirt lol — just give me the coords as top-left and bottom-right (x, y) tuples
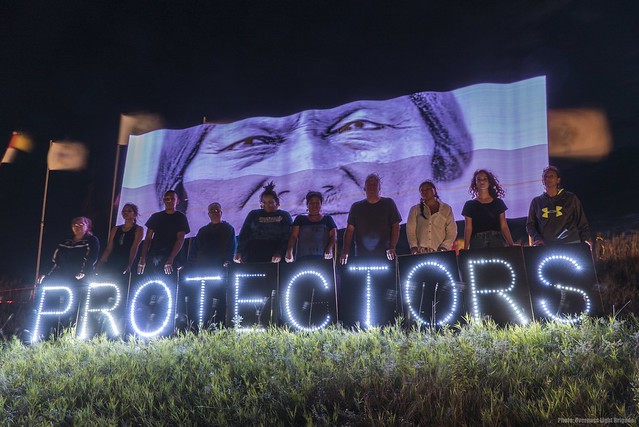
(293, 215), (337, 259)
(347, 197), (402, 257)
(145, 211), (191, 257)
(461, 198), (507, 236)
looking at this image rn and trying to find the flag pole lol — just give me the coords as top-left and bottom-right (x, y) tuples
(108, 143), (122, 233)
(34, 141), (52, 284)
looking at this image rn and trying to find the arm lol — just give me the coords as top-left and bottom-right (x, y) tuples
(125, 226), (144, 274)
(225, 225), (236, 266)
(463, 216), (472, 249)
(440, 207), (457, 251)
(499, 213), (515, 246)
(324, 228), (337, 259)
(340, 224), (355, 265)
(285, 225), (300, 262)
(234, 211), (254, 263)
(406, 206), (419, 254)
(97, 226), (118, 269)
(387, 222), (400, 260)
(274, 212), (293, 262)
(165, 231), (186, 268)
(137, 228), (155, 274)
(525, 200), (543, 245)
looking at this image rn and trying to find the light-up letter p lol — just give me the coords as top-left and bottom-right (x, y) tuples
(32, 285), (74, 343)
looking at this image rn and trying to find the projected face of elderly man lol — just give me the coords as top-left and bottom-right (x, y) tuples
(173, 92), (471, 228)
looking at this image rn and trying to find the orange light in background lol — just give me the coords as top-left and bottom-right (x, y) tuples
(548, 109), (612, 160)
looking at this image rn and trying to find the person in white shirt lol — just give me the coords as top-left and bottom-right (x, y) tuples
(406, 180), (457, 253)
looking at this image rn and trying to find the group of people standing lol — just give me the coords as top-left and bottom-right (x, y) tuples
(46, 166), (591, 283)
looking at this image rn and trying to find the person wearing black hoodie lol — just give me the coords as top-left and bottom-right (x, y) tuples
(526, 166), (592, 247)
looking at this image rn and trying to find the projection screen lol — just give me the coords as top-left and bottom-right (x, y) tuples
(119, 77), (548, 236)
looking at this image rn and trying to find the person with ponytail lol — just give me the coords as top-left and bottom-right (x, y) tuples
(406, 181), (457, 253)
(98, 203), (144, 275)
(234, 181), (292, 263)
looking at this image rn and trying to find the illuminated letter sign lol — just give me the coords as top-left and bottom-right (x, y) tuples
(180, 271), (225, 330)
(279, 259), (336, 331)
(398, 251), (462, 327)
(228, 263), (278, 331)
(459, 247), (532, 325)
(32, 284), (76, 343)
(523, 244), (598, 323)
(128, 277), (176, 338)
(339, 259), (397, 328)
(77, 282), (125, 340)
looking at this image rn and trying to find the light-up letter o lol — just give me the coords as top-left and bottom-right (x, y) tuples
(404, 261), (457, 326)
(129, 280), (173, 338)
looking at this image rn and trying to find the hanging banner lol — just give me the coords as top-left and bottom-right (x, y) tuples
(119, 77), (547, 235)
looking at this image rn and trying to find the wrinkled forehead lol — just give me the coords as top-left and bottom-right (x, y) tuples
(204, 95), (415, 142)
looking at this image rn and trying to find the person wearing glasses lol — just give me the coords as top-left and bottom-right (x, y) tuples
(138, 190), (190, 275)
(234, 182), (292, 263)
(97, 203), (144, 275)
(190, 202), (236, 268)
(48, 216), (100, 281)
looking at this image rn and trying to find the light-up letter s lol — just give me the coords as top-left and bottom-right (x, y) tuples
(284, 270), (331, 331)
(32, 285), (74, 343)
(538, 255), (590, 323)
(468, 258), (529, 325)
(78, 282), (122, 340)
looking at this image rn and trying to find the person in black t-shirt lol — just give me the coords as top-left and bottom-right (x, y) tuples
(461, 169), (514, 249)
(137, 190), (190, 275)
(97, 203), (144, 276)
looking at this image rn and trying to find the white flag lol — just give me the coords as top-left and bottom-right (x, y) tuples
(118, 113), (164, 146)
(47, 141), (88, 171)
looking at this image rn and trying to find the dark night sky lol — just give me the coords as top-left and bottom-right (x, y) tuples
(1, 0), (638, 283)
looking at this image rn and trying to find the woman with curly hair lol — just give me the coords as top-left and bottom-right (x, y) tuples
(461, 170), (514, 249)
(234, 181), (292, 263)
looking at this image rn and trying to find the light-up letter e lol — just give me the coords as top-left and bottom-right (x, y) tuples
(468, 259), (529, 324)
(538, 255), (591, 323)
(234, 273), (267, 331)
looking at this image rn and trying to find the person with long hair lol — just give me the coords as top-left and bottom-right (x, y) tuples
(406, 180), (457, 253)
(97, 203), (144, 275)
(461, 170), (514, 249)
(48, 216), (100, 280)
(526, 166), (592, 246)
(285, 191), (337, 262)
(234, 181), (292, 263)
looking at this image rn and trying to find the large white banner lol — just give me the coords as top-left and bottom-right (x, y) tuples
(120, 77), (548, 236)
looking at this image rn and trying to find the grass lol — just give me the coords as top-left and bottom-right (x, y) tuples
(1, 317), (638, 426)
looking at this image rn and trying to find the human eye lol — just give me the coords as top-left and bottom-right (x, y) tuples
(329, 119), (385, 135)
(216, 134), (283, 153)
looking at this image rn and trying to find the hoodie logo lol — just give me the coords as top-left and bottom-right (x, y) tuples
(542, 206), (563, 218)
